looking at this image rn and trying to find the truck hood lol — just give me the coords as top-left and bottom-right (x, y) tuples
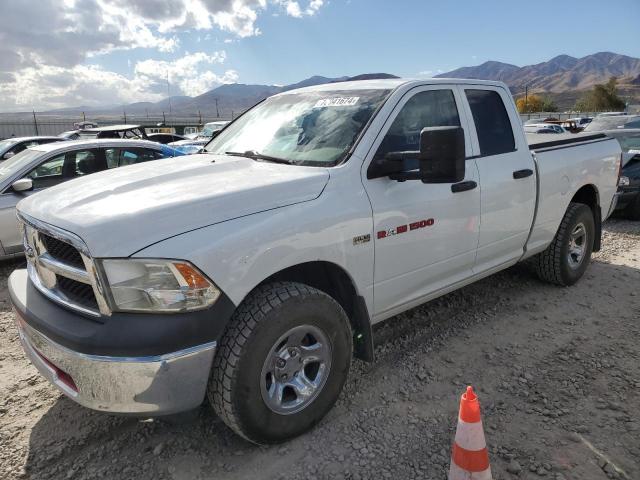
(17, 154), (329, 256)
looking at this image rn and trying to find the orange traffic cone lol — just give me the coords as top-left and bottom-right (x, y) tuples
(449, 386), (492, 480)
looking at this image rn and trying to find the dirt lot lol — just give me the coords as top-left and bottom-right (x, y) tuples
(0, 219), (638, 480)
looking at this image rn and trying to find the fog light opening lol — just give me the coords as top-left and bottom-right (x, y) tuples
(35, 349), (78, 393)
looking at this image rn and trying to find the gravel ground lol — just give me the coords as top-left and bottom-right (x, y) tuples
(0, 219), (638, 480)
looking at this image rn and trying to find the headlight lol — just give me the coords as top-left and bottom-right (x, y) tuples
(98, 259), (220, 313)
(618, 176), (630, 187)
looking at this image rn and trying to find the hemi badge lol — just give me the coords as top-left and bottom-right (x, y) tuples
(353, 234), (371, 246)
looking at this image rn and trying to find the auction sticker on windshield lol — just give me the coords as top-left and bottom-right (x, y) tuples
(314, 97), (360, 108)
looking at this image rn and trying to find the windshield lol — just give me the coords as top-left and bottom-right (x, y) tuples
(0, 149), (43, 183)
(204, 89), (391, 166)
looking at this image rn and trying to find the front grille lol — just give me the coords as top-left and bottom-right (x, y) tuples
(41, 233), (85, 269)
(56, 276), (99, 311)
(21, 216), (109, 317)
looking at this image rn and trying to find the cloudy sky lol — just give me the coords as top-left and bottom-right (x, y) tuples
(0, 0), (639, 111)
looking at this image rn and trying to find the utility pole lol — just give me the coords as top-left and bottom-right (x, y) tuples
(82, 111), (86, 122)
(525, 84), (529, 113)
(215, 98), (219, 118)
(32, 110), (39, 135)
(123, 109), (127, 123)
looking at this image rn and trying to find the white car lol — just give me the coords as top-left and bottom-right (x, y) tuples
(523, 123), (567, 134)
(9, 79), (621, 444)
(0, 139), (179, 259)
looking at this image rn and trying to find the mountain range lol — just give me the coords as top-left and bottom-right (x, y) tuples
(46, 52), (640, 116)
(436, 52), (640, 93)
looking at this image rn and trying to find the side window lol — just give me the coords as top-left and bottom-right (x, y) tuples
(26, 154), (66, 189)
(26, 149), (103, 189)
(105, 148), (119, 168)
(120, 149), (139, 166)
(74, 150), (102, 176)
(374, 89), (460, 161)
(465, 89), (515, 156)
(106, 148), (160, 168)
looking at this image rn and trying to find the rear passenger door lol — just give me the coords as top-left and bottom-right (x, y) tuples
(459, 86), (536, 271)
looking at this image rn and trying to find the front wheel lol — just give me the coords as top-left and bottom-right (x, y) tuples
(532, 202), (595, 286)
(207, 282), (352, 444)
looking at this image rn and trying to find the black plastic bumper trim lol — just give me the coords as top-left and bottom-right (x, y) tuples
(8, 269), (236, 357)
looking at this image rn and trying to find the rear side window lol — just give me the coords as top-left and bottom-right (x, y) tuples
(465, 89), (515, 156)
(105, 148), (161, 168)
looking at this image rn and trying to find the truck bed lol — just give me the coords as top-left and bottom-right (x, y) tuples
(526, 132), (608, 150)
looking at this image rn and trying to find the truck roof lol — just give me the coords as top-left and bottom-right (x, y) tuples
(274, 78), (510, 95)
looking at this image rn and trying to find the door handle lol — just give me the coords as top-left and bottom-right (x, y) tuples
(513, 169), (534, 179)
(451, 180), (478, 193)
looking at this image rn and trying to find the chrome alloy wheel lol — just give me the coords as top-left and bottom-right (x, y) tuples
(567, 222), (587, 269)
(260, 325), (331, 415)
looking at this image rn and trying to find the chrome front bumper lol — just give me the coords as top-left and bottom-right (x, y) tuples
(14, 313), (216, 415)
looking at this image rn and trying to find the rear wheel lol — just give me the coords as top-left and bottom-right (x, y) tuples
(208, 281), (352, 444)
(532, 202), (595, 286)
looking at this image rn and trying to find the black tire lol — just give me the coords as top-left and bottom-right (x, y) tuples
(626, 194), (640, 221)
(208, 281), (352, 444)
(532, 202), (595, 286)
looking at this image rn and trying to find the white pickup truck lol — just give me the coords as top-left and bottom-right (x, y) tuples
(9, 79), (621, 444)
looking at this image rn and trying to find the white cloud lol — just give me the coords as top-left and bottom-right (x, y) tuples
(0, 0), (326, 110)
(0, 52), (237, 110)
(135, 51), (238, 97)
(275, 0), (324, 18)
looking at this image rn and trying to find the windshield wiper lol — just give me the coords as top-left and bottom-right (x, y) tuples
(225, 150), (293, 165)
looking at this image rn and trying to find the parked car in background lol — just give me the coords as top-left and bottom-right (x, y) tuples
(199, 121), (230, 139)
(73, 121), (99, 130)
(565, 117), (593, 130)
(59, 130), (81, 140)
(168, 121), (231, 150)
(183, 126), (200, 139)
(78, 125), (149, 140)
(584, 115), (640, 132)
(605, 129), (640, 219)
(147, 133), (186, 144)
(0, 137), (63, 161)
(0, 139), (185, 259)
(524, 123), (567, 134)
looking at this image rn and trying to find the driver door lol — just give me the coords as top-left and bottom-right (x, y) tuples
(362, 86), (481, 320)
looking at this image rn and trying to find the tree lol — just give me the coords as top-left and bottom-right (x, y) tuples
(541, 97), (558, 112)
(516, 94), (543, 113)
(574, 77), (626, 112)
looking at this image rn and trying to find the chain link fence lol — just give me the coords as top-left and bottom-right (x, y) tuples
(0, 113), (237, 139)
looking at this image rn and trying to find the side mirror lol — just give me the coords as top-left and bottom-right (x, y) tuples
(418, 126), (466, 183)
(11, 178), (33, 192)
(3, 151), (15, 160)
